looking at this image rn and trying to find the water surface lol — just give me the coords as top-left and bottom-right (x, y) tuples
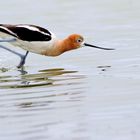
(0, 0), (140, 140)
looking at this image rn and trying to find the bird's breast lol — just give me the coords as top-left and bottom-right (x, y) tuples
(15, 38), (60, 56)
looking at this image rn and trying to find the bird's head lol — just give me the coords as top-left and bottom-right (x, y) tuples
(65, 34), (114, 51)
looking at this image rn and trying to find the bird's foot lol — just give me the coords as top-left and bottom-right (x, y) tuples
(17, 59), (25, 69)
(17, 51), (29, 69)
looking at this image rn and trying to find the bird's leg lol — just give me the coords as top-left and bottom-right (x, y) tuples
(17, 51), (29, 68)
(0, 38), (29, 68)
(0, 38), (17, 42)
(0, 45), (29, 68)
(0, 45), (23, 57)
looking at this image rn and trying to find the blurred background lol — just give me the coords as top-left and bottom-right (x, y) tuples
(0, 0), (140, 140)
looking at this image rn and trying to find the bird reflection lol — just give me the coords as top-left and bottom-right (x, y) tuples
(0, 67), (78, 89)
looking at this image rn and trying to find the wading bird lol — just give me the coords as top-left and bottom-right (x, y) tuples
(0, 24), (114, 68)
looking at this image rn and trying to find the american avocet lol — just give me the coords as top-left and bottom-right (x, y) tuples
(0, 24), (114, 68)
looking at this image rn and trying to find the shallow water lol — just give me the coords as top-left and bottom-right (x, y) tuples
(0, 0), (140, 140)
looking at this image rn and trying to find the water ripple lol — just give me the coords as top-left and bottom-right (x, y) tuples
(0, 68), (80, 89)
(0, 66), (87, 140)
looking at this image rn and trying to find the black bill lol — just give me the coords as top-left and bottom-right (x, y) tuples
(84, 43), (115, 50)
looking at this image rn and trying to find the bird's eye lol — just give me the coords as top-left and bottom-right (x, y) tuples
(77, 38), (83, 43)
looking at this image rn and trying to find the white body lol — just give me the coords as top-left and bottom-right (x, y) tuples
(11, 33), (57, 55)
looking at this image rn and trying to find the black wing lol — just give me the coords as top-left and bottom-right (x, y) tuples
(0, 24), (52, 41)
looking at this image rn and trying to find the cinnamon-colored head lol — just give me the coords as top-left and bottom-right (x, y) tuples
(65, 34), (115, 51)
(67, 34), (84, 49)
(60, 34), (84, 53)
(54, 34), (114, 56)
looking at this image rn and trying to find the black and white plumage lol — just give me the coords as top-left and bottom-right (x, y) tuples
(0, 24), (52, 41)
(0, 24), (57, 55)
(0, 24), (114, 68)
(0, 24), (58, 68)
